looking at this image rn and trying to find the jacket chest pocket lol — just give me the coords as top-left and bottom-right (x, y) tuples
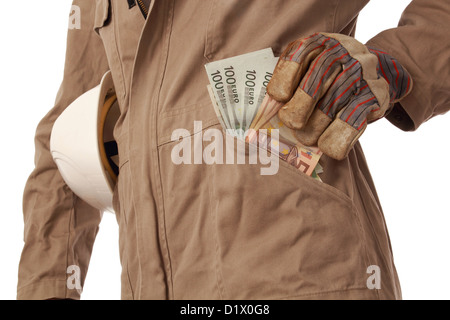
(204, 0), (338, 62)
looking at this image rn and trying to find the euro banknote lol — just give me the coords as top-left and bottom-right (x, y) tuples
(205, 48), (278, 137)
(246, 130), (322, 178)
(205, 48), (323, 179)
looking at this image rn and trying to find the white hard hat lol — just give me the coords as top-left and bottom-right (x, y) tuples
(50, 71), (119, 213)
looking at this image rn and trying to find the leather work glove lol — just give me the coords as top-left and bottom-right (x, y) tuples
(267, 32), (413, 160)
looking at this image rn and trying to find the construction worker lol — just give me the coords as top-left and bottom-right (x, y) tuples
(18, 0), (449, 300)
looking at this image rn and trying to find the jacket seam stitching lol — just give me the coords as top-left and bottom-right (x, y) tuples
(152, 0), (176, 299)
(112, 1), (127, 100)
(347, 156), (381, 300)
(279, 286), (376, 300)
(116, 167), (134, 299)
(352, 205), (379, 299)
(354, 165), (393, 300)
(206, 145), (227, 299)
(331, 0), (341, 32)
(203, 0), (217, 62)
(64, 194), (75, 298)
(277, 154), (353, 205)
(129, 161), (142, 299)
(126, 0), (152, 299)
(18, 279), (68, 291)
(125, 262), (135, 299)
(157, 117), (220, 147)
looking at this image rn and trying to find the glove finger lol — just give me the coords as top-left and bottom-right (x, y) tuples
(299, 39), (355, 103)
(292, 108), (332, 146)
(277, 85), (319, 130)
(279, 47), (362, 139)
(277, 38), (348, 130)
(318, 115), (366, 161)
(318, 90), (380, 160)
(287, 57), (363, 144)
(316, 57), (363, 118)
(338, 82), (378, 130)
(267, 33), (333, 102)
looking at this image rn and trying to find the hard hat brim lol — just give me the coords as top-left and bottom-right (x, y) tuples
(50, 71), (118, 213)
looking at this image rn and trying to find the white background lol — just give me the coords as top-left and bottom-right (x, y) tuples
(0, 0), (448, 300)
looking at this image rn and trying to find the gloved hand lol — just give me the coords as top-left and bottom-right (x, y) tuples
(267, 32), (412, 160)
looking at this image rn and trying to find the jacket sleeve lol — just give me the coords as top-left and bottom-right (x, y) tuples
(366, 0), (450, 131)
(17, 0), (110, 300)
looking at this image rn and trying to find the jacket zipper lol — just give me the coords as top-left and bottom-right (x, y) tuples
(136, 0), (149, 19)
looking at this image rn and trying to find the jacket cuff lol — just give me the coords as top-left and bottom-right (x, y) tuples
(385, 101), (416, 132)
(365, 39), (425, 132)
(17, 280), (81, 300)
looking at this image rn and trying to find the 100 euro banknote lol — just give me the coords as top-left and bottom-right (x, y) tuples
(207, 88), (323, 179)
(205, 48), (323, 179)
(205, 48), (278, 137)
